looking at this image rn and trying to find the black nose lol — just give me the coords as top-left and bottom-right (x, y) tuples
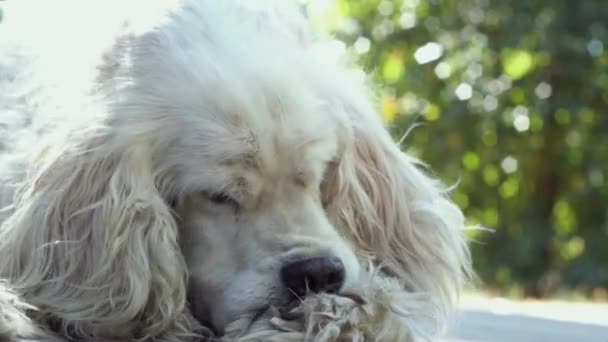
(280, 256), (345, 297)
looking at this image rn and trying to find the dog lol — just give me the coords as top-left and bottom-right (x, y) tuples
(0, 0), (471, 341)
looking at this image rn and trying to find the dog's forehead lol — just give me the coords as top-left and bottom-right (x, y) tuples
(222, 94), (341, 182)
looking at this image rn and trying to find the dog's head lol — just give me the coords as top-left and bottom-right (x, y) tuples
(0, 1), (470, 340)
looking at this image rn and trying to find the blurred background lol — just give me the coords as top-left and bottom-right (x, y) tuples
(301, 0), (608, 302)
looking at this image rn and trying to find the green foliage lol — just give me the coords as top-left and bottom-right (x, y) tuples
(318, 0), (608, 298)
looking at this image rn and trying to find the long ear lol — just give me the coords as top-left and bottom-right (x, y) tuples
(0, 127), (197, 339)
(323, 99), (472, 334)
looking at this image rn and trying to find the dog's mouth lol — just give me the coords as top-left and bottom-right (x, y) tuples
(248, 304), (273, 327)
(232, 300), (304, 338)
(237, 300), (298, 332)
(238, 289), (369, 334)
(195, 287), (370, 339)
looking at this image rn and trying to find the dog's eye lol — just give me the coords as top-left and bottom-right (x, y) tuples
(206, 192), (240, 209)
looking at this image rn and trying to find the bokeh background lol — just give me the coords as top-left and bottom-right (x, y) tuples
(302, 0), (608, 301)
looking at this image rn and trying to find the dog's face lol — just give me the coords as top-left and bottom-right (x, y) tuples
(98, 4), (371, 332)
(169, 86), (360, 331)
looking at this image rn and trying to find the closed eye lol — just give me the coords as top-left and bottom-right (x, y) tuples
(209, 192), (236, 205)
(204, 191), (241, 211)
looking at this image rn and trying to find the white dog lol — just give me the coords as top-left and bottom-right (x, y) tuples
(0, 1), (471, 341)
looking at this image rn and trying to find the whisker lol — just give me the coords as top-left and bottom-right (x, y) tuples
(287, 287), (304, 303)
(340, 291), (367, 305)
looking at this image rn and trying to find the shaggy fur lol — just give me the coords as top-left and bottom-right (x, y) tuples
(223, 266), (436, 342)
(0, 0), (472, 341)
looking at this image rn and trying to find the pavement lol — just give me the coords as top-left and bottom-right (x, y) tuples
(444, 295), (608, 341)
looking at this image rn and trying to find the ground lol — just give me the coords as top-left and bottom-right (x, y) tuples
(445, 295), (608, 341)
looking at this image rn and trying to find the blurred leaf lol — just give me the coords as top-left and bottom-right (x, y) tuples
(424, 103), (441, 121)
(382, 53), (405, 83)
(381, 94), (399, 122)
(462, 151), (481, 170)
(501, 49), (536, 80)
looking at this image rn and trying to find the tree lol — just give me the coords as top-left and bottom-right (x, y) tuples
(314, 0), (608, 298)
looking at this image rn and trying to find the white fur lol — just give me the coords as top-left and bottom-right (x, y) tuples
(0, 0), (471, 341)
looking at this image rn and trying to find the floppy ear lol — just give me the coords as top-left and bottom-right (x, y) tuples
(323, 98), (472, 333)
(0, 127), (197, 339)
